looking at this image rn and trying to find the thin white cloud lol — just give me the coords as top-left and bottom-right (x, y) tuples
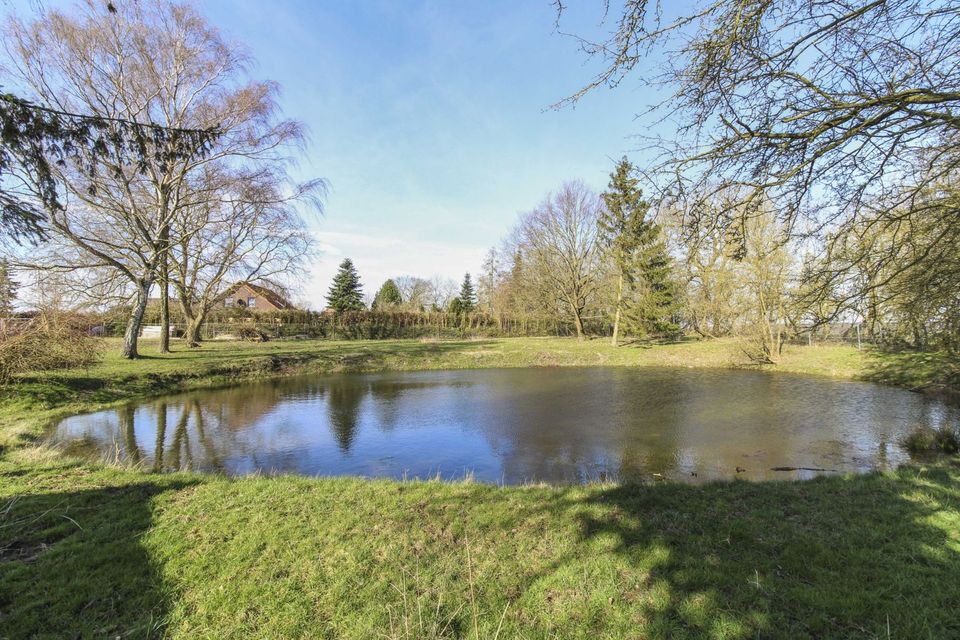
(300, 229), (485, 309)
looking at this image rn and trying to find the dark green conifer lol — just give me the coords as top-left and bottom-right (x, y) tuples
(326, 258), (365, 312)
(372, 279), (402, 309)
(458, 273), (476, 313)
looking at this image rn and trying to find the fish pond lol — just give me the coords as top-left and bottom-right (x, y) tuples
(49, 367), (960, 484)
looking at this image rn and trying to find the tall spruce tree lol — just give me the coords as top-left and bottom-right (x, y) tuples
(372, 279), (402, 309)
(458, 273), (476, 313)
(600, 157), (678, 343)
(0, 260), (18, 316)
(627, 227), (680, 339)
(326, 258), (365, 312)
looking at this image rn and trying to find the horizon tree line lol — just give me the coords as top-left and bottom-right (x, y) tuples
(326, 258), (477, 316)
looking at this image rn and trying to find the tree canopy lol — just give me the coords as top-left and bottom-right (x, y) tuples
(372, 279), (403, 309)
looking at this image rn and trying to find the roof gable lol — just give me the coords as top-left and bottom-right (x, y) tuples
(224, 281), (293, 310)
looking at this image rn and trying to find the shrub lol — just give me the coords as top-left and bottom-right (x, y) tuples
(236, 326), (269, 342)
(0, 312), (101, 383)
(902, 425), (960, 455)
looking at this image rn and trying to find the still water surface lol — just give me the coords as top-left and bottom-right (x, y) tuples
(50, 367), (960, 484)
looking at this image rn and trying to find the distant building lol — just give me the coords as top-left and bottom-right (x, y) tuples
(140, 324), (179, 338)
(222, 282), (293, 312)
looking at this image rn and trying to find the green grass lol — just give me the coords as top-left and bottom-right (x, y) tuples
(1, 336), (959, 638)
(2, 454), (959, 638)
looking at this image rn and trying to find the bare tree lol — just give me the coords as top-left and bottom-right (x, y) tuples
(427, 276), (458, 312)
(661, 199), (743, 338)
(515, 181), (604, 339)
(739, 211), (796, 362)
(661, 194), (798, 357)
(4, 0), (315, 357)
(813, 183), (960, 350)
(394, 276), (433, 312)
(168, 165), (317, 345)
(556, 1), (960, 321)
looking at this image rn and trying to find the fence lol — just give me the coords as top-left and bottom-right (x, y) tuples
(96, 310), (610, 341)
(783, 324), (872, 348)
(94, 310), (879, 345)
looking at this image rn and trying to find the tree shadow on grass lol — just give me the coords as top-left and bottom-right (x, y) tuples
(546, 463), (960, 638)
(861, 347), (960, 397)
(0, 475), (198, 638)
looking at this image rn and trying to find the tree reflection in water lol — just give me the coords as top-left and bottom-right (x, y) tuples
(325, 380), (367, 452)
(152, 402), (167, 473)
(119, 404), (142, 466)
(52, 368), (960, 482)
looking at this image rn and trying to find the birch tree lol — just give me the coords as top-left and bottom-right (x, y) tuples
(168, 165), (316, 345)
(4, 0), (313, 357)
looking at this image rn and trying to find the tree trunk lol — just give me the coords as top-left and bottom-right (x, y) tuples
(157, 188), (172, 353)
(122, 279), (152, 359)
(611, 272), (624, 346)
(159, 264), (170, 353)
(184, 309), (207, 347)
(571, 304), (585, 340)
(185, 319), (202, 347)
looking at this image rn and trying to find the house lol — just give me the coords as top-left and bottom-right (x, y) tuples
(222, 282), (293, 311)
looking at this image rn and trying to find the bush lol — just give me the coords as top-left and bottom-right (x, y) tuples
(0, 312), (101, 383)
(236, 326), (269, 342)
(902, 425), (960, 455)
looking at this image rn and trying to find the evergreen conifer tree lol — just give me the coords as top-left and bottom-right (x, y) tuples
(372, 279), (402, 309)
(600, 157), (678, 342)
(326, 258), (365, 312)
(458, 273), (476, 313)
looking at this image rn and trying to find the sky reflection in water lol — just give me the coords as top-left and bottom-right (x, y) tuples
(50, 367), (960, 484)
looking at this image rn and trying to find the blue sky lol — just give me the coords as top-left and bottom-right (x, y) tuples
(199, 0), (660, 306)
(9, 0), (662, 308)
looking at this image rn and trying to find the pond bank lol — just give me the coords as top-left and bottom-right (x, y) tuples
(2, 337), (959, 638)
(1, 337), (864, 451)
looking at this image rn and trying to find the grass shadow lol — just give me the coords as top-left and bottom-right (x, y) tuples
(1, 462), (959, 637)
(861, 347), (960, 398)
(534, 466), (960, 637)
(0, 474), (198, 638)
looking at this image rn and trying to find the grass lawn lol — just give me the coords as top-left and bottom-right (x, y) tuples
(1, 336), (959, 638)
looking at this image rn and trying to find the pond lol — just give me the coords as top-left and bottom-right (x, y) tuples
(49, 367), (960, 484)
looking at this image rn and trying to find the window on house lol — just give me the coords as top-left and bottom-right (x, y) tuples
(248, 297), (257, 307)
(224, 298), (234, 307)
